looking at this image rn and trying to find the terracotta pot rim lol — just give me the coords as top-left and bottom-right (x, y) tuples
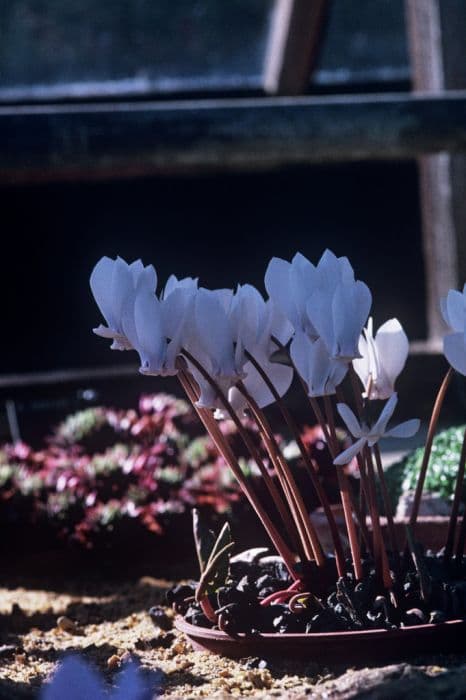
(175, 615), (466, 643)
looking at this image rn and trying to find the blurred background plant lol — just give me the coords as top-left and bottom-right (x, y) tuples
(0, 392), (351, 563)
(384, 425), (466, 516)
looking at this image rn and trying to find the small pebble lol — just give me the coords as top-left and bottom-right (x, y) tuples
(148, 605), (172, 631)
(107, 654), (121, 670)
(56, 616), (80, 634)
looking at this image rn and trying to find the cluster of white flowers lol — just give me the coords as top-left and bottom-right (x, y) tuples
(91, 249), (466, 465)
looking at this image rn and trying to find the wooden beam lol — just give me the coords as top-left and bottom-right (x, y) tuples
(1, 92), (466, 184)
(405, 0), (466, 340)
(263, 0), (329, 95)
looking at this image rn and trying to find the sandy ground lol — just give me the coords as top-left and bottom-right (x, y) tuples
(1, 573), (466, 699)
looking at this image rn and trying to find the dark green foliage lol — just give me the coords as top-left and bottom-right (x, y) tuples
(385, 425), (466, 511)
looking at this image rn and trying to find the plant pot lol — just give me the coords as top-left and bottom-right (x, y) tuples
(175, 615), (466, 663)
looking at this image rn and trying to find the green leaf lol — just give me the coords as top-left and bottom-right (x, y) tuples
(192, 508), (216, 574)
(194, 519), (234, 602)
(196, 540), (235, 603)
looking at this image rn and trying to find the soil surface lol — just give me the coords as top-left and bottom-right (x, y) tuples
(1, 568), (466, 699)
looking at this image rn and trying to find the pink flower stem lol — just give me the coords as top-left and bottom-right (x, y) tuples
(409, 367), (453, 533)
(177, 362), (299, 580)
(237, 381), (325, 566)
(323, 394), (363, 581)
(247, 348), (346, 577)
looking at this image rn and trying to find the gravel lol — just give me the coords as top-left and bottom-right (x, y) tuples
(0, 574), (465, 699)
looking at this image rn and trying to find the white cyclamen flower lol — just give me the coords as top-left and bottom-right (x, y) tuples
(219, 284), (294, 415)
(352, 317), (409, 400)
(441, 285), (466, 375)
(290, 333), (348, 397)
(265, 249), (372, 363)
(130, 277), (198, 377)
(182, 288), (243, 409)
(306, 250), (372, 361)
(90, 256), (156, 350)
(333, 393), (420, 465)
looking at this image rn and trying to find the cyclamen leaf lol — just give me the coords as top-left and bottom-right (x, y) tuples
(192, 508), (216, 574)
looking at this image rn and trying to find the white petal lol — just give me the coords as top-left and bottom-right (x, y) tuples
(440, 296), (449, 327)
(316, 249), (341, 293)
(242, 354), (293, 408)
(194, 290), (235, 375)
(90, 256), (117, 328)
(444, 332), (466, 376)
(264, 257), (297, 327)
(326, 358), (349, 394)
(163, 274), (198, 299)
(385, 418), (420, 439)
(93, 324), (118, 339)
(133, 289), (166, 373)
(290, 252), (317, 320)
(446, 290), (465, 332)
(129, 259), (144, 283)
(352, 333), (370, 388)
(267, 301), (294, 346)
(233, 284), (264, 346)
(162, 287), (195, 341)
(332, 280), (372, 359)
(333, 437), (367, 466)
(374, 318), (409, 392)
(372, 393), (398, 436)
(111, 257), (134, 326)
(289, 330), (309, 374)
(306, 289), (335, 352)
(336, 403), (364, 438)
(338, 256), (355, 284)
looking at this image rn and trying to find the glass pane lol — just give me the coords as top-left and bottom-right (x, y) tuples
(314, 0), (409, 87)
(0, 0), (272, 100)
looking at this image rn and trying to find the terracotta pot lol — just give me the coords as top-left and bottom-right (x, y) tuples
(175, 616), (466, 662)
(385, 516), (460, 552)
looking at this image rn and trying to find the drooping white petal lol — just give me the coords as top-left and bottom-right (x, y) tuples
(194, 290), (236, 376)
(133, 289), (166, 374)
(291, 334), (347, 397)
(338, 256), (355, 284)
(242, 353), (293, 408)
(90, 256), (117, 328)
(316, 249), (341, 293)
(306, 290), (335, 352)
(290, 252), (317, 323)
(289, 331), (311, 382)
(333, 437), (367, 466)
(385, 418), (420, 439)
(445, 289), (466, 332)
(111, 257), (134, 324)
(444, 332), (466, 376)
(372, 393), (398, 436)
(332, 280), (372, 359)
(352, 333), (370, 388)
(129, 259), (145, 284)
(161, 286), (196, 342)
(232, 284), (264, 347)
(264, 257), (297, 327)
(267, 301), (294, 346)
(375, 319), (408, 372)
(336, 403), (364, 439)
(163, 274), (198, 298)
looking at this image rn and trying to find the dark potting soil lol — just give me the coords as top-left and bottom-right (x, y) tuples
(167, 551), (466, 635)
